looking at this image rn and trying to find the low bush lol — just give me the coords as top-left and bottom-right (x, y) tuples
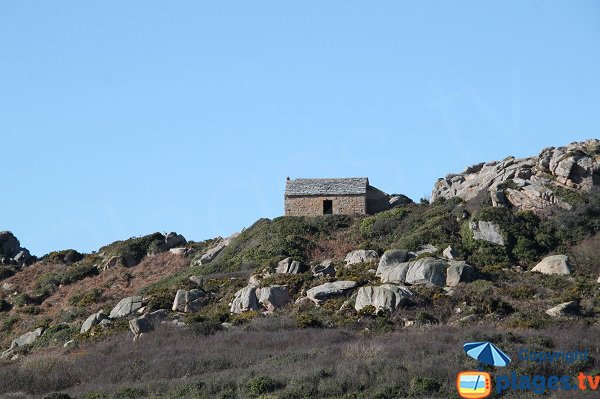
(99, 232), (166, 266)
(0, 266), (15, 280)
(69, 288), (103, 307)
(247, 375), (282, 396)
(43, 250), (84, 265)
(409, 376), (442, 397)
(35, 263), (99, 294)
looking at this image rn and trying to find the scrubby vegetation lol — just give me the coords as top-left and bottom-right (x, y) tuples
(1, 178), (600, 398)
(1, 323), (598, 398)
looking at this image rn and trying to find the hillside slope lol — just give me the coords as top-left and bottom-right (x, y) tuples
(0, 139), (599, 399)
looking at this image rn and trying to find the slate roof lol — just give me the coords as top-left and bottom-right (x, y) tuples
(285, 178), (369, 196)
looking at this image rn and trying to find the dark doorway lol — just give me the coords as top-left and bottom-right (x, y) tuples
(323, 200), (333, 214)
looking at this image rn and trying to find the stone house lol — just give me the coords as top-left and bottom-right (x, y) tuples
(284, 177), (390, 216)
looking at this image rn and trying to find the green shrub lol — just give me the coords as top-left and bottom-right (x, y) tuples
(505, 310), (551, 329)
(359, 207), (409, 238)
(69, 288), (103, 307)
(416, 311), (438, 325)
(114, 387), (146, 399)
(35, 263), (98, 294)
(549, 185), (588, 206)
(145, 287), (176, 312)
(505, 284), (537, 300)
(409, 376), (442, 397)
(0, 266), (15, 280)
(498, 179), (520, 191)
(33, 324), (77, 349)
(248, 375), (282, 396)
(0, 314), (19, 332)
(43, 249), (84, 264)
(295, 310), (323, 328)
(12, 293), (31, 307)
(231, 310), (260, 325)
(98, 232), (169, 268)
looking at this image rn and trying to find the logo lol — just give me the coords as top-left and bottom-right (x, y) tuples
(457, 342), (511, 399)
(457, 342), (597, 396)
(456, 371), (492, 399)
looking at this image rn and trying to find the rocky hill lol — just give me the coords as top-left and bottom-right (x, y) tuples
(432, 139), (600, 213)
(0, 140), (599, 399)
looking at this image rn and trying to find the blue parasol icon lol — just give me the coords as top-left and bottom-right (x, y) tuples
(463, 341), (511, 370)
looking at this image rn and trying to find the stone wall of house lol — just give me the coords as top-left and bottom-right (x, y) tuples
(366, 186), (391, 214)
(285, 195), (366, 216)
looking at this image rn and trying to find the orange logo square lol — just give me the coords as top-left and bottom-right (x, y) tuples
(456, 371), (492, 399)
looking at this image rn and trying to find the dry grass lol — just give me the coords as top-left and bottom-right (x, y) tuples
(0, 253), (189, 348)
(0, 320), (598, 398)
(308, 230), (363, 261)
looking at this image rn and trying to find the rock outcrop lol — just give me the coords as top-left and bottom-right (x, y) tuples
(1, 328), (44, 359)
(445, 261), (475, 287)
(345, 250), (379, 266)
(164, 232), (187, 249)
(355, 284), (413, 313)
(129, 309), (169, 338)
(468, 221), (505, 246)
(306, 281), (357, 305)
(169, 247), (194, 256)
(531, 255), (572, 275)
(432, 139), (600, 213)
(172, 289), (206, 313)
(312, 260), (336, 277)
(257, 285), (291, 312)
(377, 250), (409, 276)
(230, 285), (291, 314)
(546, 301), (580, 317)
(276, 257), (307, 274)
(230, 286), (259, 314)
(0, 231), (34, 266)
(380, 258), (447, 287)
(81, 310), (109, 334)
(195, 232), (239, 266)
(109, 296), (144, 319)
(442, 245), (458, 260)
(404, 258), (447, 286)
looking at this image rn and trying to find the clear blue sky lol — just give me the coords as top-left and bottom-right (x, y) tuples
(1, 1), (599, 255)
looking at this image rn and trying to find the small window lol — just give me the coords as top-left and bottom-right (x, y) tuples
(323, 200), (333, 215)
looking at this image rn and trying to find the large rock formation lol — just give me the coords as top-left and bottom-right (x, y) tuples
(172, 289), (206, 313)
(377, 250), (410, 276)
(380, 258), (448, 287)
(432, 139), (600, 213)
(80, 310), (109, 334)
(1, 328), (44, 359)
(468, 221), (505, 246)
(257, 285), (291, 312)
(306, 281), (357, 305)
(109, 296), (144, 318)
(345, 250), (379, 266)
(276, 257), (307, 274)
(230, 285), (291, 314)
(531, 255), (572, 275)
(230, 286), (259, 314)
(312, 260), (336, 277)
(194, 232), (239, 266)
(0, 231), (34, 266)
(546, 301), (579, 317)
(355, 284), (414, 313)
(445, 261), (475, 287)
